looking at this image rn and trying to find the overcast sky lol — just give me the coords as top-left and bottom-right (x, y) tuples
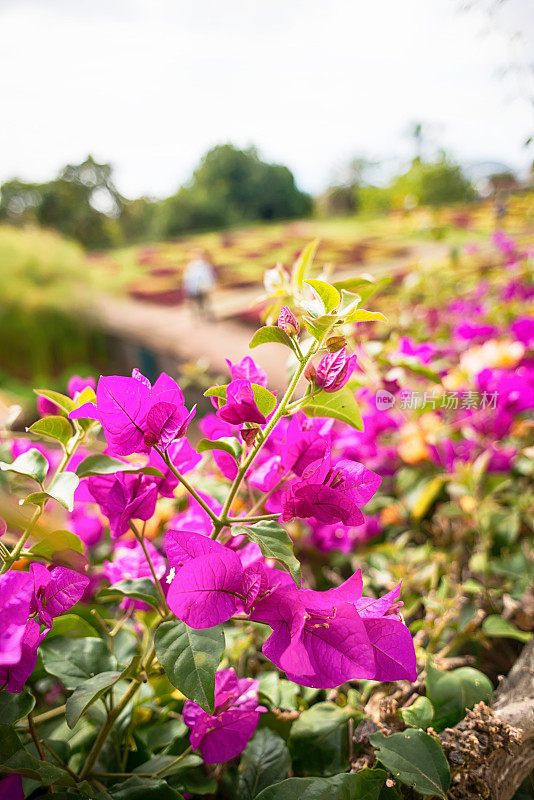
(0, 0), (532, 198)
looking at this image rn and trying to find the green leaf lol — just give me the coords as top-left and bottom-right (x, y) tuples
(65, 670), (122, 728)
(425, 661), (493, 732)
(197, 437), (242, 460)
(27, 416), (73, 448)
(98, 578), (161, 610)
(482, 615), (532, 642)
(204, 384), (227, 402)
(255, 768), (386, 800)
(75, 454), (143, 478)
(238, 729), (291, 800)
(0, 687), (35, 723)
(370, 729), (450, 798)
(47, 613), (99, 639)
(205, 384), (277, 417)
(304, 279), (341, 313)
(303, 313), (338, 341)
(251, 384), (277, 417)
(302, 386), (363, 430)
(29, 529), (85, 559)
(399, 696), (434, 729)
(332, 274), (392, 299)
(75, 385), (97, 406)
(410, 477), (445, 521)
(97, 776), (184, 799)
(133, 753), (201, 777)
(390, 358), (442, 384)
(232, 521), (301, 587)
(41, 637), (116, 690)
(154, 620), (225, 713)
(348, 308), (388, 324)
(294, 239), (319, 288)
(35, 389), (76, 414)
(249, 326), (295, 350)
(0, 448), (48, 484)
(24, 471), (79, 512)
(289, 702), (357, 777)
(0, 724), (73, 786)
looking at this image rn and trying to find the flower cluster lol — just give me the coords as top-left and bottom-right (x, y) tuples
(0, 565), (88, 692)
(164, 529), (415, 688)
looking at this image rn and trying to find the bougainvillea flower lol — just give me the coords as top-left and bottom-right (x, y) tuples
(315, 348), (357, 393)
(149, 438), (201, 498)
(281, 452), (381, 526)
(217, 380), (266, 426)
(397, 337), (437, 365)
(30, 564), (89, 628)
(69, 504), (104, 547)
(37, 394), (59, 417)
(511, 316), (534, 347)
(166, 532), (245, 628)
(103, 539), (165, 609)
(226, 356), (268, 388)
(0, 572), (33, 665)
(0, 618), (47, 693)
(309, 515), (382, 553)
(67, 375), (96, 398)
(103, 539), (166, 585)
(281, 416), (331, 476)
(453, 322), (498, 342)
(250, 577), (416, 688)
(183, 668), (266, 763)
(87, 472), (158, 538)
(248, 455), (284, 492)
(70, 371), (195, 456)
(0, 775), (24, 800)
(278, 306), (300, 337)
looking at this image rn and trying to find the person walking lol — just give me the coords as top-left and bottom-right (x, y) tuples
(183, 249), (216, 318)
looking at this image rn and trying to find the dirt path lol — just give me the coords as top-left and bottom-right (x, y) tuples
(93, 241), (451, 390)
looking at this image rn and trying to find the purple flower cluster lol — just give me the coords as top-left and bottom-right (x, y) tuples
(165, 530), (416, 688)
(70, 370), (196, 455)
(0, 565), (88, 692)
(183, 668), (266, 763)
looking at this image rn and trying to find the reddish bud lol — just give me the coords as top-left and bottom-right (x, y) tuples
(143, 432), (159, 448)
(316, 348), (357, 393)
(278, 306), (300, 337)
(326, 336), (347, 353)
(304, 363), (317, 383)
(241, 427), (259, 447)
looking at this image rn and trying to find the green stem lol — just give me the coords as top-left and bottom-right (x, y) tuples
(1, 427), (84, 574)
(129, 521), (168, 613)
(21, 704), (66, 727)
(156, 446), (219, 524)
(154, 745), (193, 776)
(1, 506), (42, 573)
(225, 513), (279, 524)
(79, 678), (140, 781)
(211, 339), (319, 538)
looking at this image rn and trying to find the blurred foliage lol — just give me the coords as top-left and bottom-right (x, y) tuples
(152, 145), (312, 239)
(0, 148), (311, 250)
(0, 225), (106, 387)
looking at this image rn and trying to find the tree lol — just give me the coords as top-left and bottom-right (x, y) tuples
(390, 155), (475, 208)
(154, 145), (311, 237)
(0, 156), (124, 249)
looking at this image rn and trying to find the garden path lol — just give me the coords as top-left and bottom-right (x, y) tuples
(94, 240), (451, 390)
